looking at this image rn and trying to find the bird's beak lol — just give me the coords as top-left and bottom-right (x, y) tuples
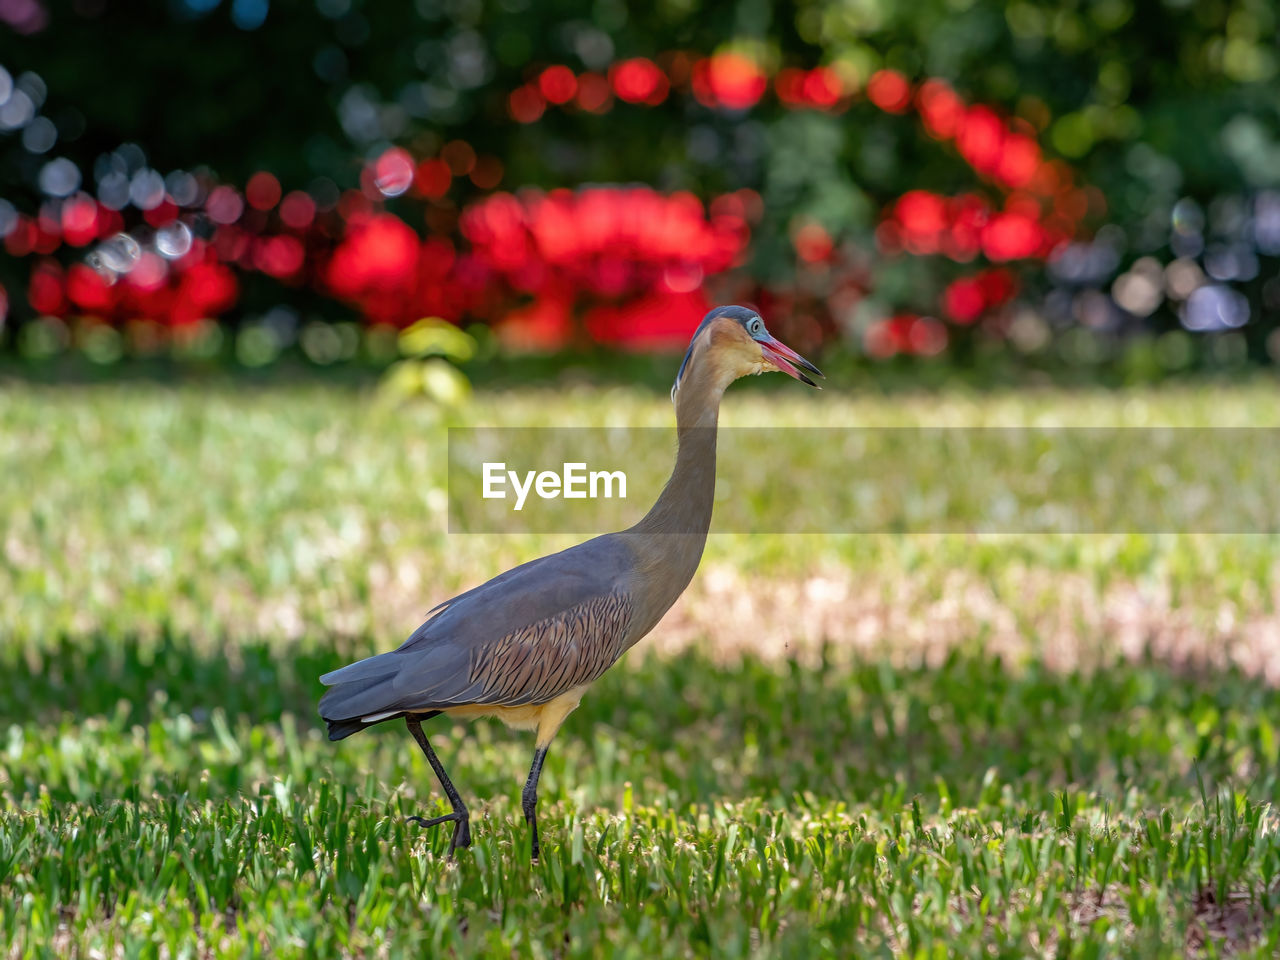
(760, 335), (825, 388)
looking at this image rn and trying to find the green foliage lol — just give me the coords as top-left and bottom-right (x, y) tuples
(3, 645), (1280, 956)
(13, 0), (1275, 198)
(3, 382), (1280, 955)
(6, 0), (1280, 361)
(381, 318), (479, 404)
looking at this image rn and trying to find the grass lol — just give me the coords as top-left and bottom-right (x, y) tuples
(3, 378), (1280, 957)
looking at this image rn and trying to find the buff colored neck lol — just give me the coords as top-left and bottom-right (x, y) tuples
(621, 338), (729, 631)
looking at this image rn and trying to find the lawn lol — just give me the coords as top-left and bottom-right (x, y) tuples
(2, 379), (1280, 957)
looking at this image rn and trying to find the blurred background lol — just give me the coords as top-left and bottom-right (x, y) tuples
(7, 5), (1280, 953)
(2, 0), (1278, 387)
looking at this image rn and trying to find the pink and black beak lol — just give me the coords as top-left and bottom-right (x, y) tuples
(760, 334), (825, 388)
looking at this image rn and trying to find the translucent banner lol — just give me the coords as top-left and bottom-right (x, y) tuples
(447, 427), (1280, 534)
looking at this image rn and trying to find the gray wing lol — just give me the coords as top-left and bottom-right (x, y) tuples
(318, 533), (639, 723)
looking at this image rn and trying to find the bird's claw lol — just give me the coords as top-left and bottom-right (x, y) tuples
(407, 811), (471, 855)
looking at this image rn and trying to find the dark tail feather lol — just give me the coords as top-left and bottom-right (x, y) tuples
(326, 716), (375, 741)
(323, 710), (441, 741)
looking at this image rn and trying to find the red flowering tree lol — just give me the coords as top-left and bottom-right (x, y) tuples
(2, 51), (1086, 363)
(4, 0), (1274, 368)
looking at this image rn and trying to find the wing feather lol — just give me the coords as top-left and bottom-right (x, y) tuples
(462, 590), (635, 705)
(318, 533), (639, 723)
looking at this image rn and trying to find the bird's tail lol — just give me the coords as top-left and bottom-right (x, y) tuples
(322, 708), (441, 741)
(324, 716), (382, 741)
(319, 643), (472, 739)
(318, 651), (406, 740)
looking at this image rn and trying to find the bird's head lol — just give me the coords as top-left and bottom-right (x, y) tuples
(672, 305), (824, 403)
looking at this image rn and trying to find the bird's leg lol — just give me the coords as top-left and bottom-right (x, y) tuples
(404, 717), (472, 855)
(522, 746), (548, 863)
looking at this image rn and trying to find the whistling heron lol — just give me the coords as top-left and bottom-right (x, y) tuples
(319, 305), (822, 860)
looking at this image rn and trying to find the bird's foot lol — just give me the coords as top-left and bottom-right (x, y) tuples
(407, 810), (472, 855)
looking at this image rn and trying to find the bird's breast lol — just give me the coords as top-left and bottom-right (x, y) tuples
(440, 684), (590, 747)
(441, 701), (544, 730)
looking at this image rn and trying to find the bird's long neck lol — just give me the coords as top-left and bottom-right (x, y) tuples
(634, 353), (723, 537)
(623, 347), (726, 625)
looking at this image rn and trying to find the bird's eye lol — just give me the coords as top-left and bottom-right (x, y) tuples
(749, 319), (763, 337)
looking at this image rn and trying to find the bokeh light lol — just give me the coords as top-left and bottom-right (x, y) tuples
(610, 59), (668, 105)
(692, 53), (767, 110)
(537, 66), (577, 105)
(2, 5), (1277, 370)
(866, 70), (911, 113)
(372, 148), (414, 198)
(246, 172), (282, 210)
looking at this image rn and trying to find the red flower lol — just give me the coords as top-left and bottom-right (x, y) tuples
(246, 172), (282, 210)
(171, 261), (238, 325)
(917, 80), (965, 139)
(775, 68), (806, 106)
(96, 208), (125, 240)
(65, 264), (114, 313)
(793, 221), (834, 263)
(610, 59), (668, 105)
(777, 67), (844, 110)
(943, 194), (990, 262)
(691, 53), (766, 110)
(864, 314), (945, 358)
(255, 235), (306, 279)
(801, 67), (843, 110)
(497, 290), (574, 351)
(463, 187), (747, 288)
(942, 268), (1017, 324)
(867, 70), (911, 113)
(414, 159), (452, 200)
(33, 212), (61, 254)
(942, 277), (986, 324)
(279, 191), (316, 229)
(894, 191), (949, 254)
(981, 212), (1043, 261)
(908, 316), (948, 355)
(585, 290), (709, 350)
(508, 85), (546, 123)
(538, 66), (578, 105)
(142, 199), (179, 228)
(4, 216), (33, 256)
(976, 268), (1016, 306)
(28, 261), (65, 316)
(956, 106), (1005, 176)
(996, 134), (1041, 189)
(327, 214), (419, 299)
(60, 195), (100, 247)
(575, 73), (612, 112)
(455, 186), (753, 345)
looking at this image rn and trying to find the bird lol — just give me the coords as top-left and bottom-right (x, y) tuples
(318, 305), (823, 860)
